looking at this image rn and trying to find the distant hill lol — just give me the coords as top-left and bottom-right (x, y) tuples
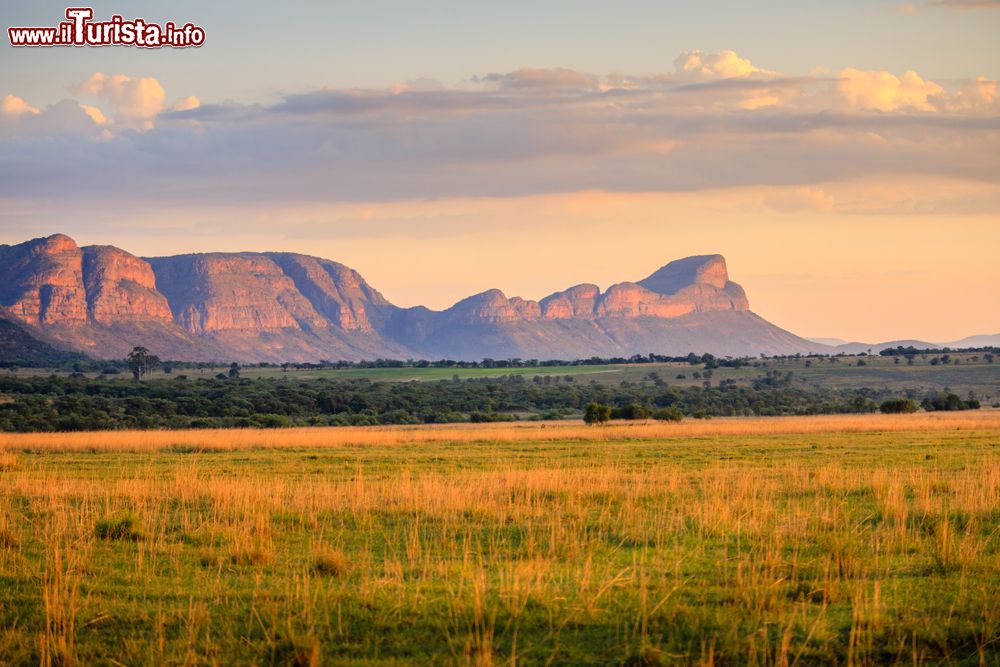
(0, 316), (85, 365)
(833, 339), (939, 355)
(0, 233), (834, 362)
(807, 337), (849, 347)
(944, 334), (1000, 348)
(825, 335), (1000, 355)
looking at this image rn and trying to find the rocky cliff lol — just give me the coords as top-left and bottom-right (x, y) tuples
(82, 246), (174, 324)
(0, 234), (88, 326)
(0, 234), (824, 361)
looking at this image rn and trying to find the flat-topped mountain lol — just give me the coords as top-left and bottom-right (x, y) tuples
(0, 234), (823, 361)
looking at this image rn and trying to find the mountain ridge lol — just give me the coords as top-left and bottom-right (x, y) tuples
(1, 233), (825, 362)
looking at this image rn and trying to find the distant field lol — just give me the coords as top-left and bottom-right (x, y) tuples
(1, 413), (999, 664)
(14, 351), (1000, 401)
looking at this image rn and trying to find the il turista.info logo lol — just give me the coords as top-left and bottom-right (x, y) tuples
(8, 7), (205, 48)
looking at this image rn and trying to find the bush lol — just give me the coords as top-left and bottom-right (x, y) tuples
(469, 411), (516, 423)
(921, 393), (980, 412)
(253, 413), (291, 428)
(611, 403), (652, 420)
(94, 511), (142, 541)
(653, 407), (684, 422)
(583, 402), (612, 426)
(880, 399), (918, 414)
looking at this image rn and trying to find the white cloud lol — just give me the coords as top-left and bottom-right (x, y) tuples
(2, 95), (39, 117)
(673, 50), (775, 81)
(0, 52), (997, 210)
(171, 96), (201, 112)
(835, 68), (944, 111)
(949, 76), (998, 109)
(73, 73), (166, 126)
(78, 104), (107, 125)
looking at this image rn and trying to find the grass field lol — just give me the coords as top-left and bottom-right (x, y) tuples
(1, 414), (999, 664)
(181, 355), (1000, 398)
(15, 353), (998, 402)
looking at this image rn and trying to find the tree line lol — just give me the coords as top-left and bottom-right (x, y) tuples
(0, 370), (978, 433)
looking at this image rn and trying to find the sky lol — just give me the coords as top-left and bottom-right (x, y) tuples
(1, 0), (999, 343)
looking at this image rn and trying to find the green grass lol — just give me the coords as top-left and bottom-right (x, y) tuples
(1, 425), (999, 664)
(15, 353), (997, 401)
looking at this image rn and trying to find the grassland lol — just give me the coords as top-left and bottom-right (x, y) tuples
(17, 352), (997, 402)
(1, 413), (999, 665)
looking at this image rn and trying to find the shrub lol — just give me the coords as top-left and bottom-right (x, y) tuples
(653, 407), (684, 422)
(254, 413), (291, 428)
(583, 402), (612, 425)
(921, 393), (980, 412)
(94, 511), (142, 541)
(469, 411), (516, 423)
(611, 403), (652, 420)
(880, 399), (918, 414)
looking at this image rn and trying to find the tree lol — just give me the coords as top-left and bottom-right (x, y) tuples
(228, 362), (241, 379)
(583, 402), (612, 426)
(879, 399), (918, 414)
(653, 407), (684, 422)
(126, 346), (159, 380)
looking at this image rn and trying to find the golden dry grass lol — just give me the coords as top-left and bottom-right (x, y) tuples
(1, 414), (998, 664)
(2, 410), (998, 453)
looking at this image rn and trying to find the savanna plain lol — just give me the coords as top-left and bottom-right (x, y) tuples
(1, 413), (999, 665)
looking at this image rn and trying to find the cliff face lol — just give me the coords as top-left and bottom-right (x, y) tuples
(429, 255), (750, 326)
(266, 253), (391, 332)
(146, 254), (329, 335)
(0, 234), (822, 361)
(0, 234), (88, 326)
(445, 290), (542, 325)
(540, 284), (600, 320)
(82, 246), (173, 324)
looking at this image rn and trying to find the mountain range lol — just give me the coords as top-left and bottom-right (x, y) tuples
(0, 234), (989, 363)
(807, 336), (1000, 355)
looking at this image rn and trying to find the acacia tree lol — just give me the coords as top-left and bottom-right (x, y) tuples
(126, 346), (160, 380)
(583, 402), (612, 426)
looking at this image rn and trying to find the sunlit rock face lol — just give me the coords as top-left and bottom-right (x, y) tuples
(82, 245), (173, 324)
(0, 234), (819, 362)
(0, 234), (88, 326)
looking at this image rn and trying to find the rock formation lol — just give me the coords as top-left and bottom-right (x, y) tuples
(0, 234), (88, 326)
(82, 246), (173, 324)
(0, 233), (825, 362)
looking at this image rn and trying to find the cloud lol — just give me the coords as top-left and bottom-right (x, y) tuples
(479, 67), (600, 90)
(0, 96), (108, 137)
(673, 50), (775, 81)
(0, 51), (997, 211)
(78, 104), (107, 125)
(950, 76), (999, 109)
(2, 95), (39, 117)
(835, 68), (944, 111)
(171, 96), (201, 112)
(891, 3), (919, 14)
(73, 73), (166, 127)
